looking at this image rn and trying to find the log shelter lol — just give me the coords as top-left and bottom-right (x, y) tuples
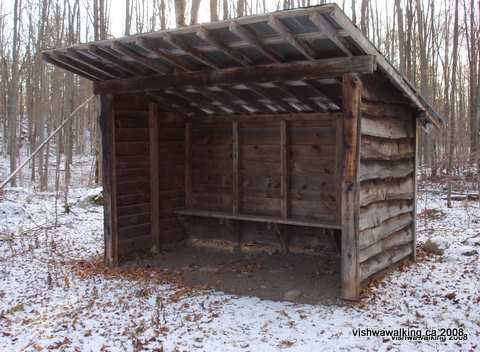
(43, 4), (443, 300)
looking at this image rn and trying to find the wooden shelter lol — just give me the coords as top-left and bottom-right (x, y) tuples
(43, 4), (443, 300)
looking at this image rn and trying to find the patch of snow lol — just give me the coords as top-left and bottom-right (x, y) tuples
(0, 184), (479, 351)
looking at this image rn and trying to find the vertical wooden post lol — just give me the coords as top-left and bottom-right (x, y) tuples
(279, 120), (289, 254)
(99, 94), (118, 267)
(185, 122), (192, 209)
(232, 120), (241, 249)
(149, 103), (160, 253)
(340, 73), (362, 300)
(280, 120), (288, 219)
(411, 117), (420, 261)
(232, 120), (239, 215)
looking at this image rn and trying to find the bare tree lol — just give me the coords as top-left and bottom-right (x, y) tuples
(174, 0), (186, 27)
(6, 0), (21, 186)
(447, 0), (460, 208)
(190, 0), (202, 25)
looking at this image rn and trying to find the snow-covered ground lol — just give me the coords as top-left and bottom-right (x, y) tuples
(0, 184), (479, 351)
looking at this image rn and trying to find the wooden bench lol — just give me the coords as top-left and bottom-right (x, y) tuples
(174, 209), (341, 230)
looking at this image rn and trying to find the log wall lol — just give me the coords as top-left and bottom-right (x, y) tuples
(358, 76), (417, 282)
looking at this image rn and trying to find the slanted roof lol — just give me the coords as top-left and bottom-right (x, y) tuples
(42, 3), (443, 127)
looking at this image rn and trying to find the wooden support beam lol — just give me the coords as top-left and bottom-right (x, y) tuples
(95, 56), (376, 95)
(136, 37), (191, 71)
(149, 103), (160, 253)
(88, 45), (141, 76)
(411, 117), (420, 261)
(196, 27), (253, 67)
(175, 209), (342, 229)
(43, 53), (99, 81)
(232, 121), (239, 215)
(186, 111), (343, 123)
(229, 21), (283, 63)
(280, 120), (288, 218)
(340, 73), (362, 301)
(268, 15), (318, 60)
(279, 120), (290, 254)
(309, 12), (352, 56)
(185, 122), (192, 209)
(48, 52), (107, 80)
(164, 33), (220, 69)
(112, 41), (170, 74)
(66, 48), (125, 79)
(99, 94), (118, 266)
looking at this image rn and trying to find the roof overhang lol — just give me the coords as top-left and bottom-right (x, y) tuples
(42, 3), (443, 127)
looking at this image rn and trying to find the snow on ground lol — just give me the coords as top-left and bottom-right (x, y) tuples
(0, 185), (479, 351)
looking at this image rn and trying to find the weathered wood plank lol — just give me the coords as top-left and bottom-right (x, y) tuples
(94, 56), (377, 94)
(359, 159), (414, 182)
(359, 201), (414, 232)
(149, 103), (160, 252)
(359, 177), (414, 207)
(232, 121), (239, 214)
(360, 243), (412, 281)
(100, 94), (118, 266)
(361, 136), (414, 161)
(359, 227), (413, 263)
(280, 120), (288, 219)
(412, 118), (420, 261)
(174, 209), (341, 229)
(361, 115), (414, 139)
(340, 73), (362, 300)
(185, 122), (192, 209)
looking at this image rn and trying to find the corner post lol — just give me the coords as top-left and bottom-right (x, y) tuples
(411, 116), (421, 261)
(340, 73), (362, 300)
(100, 94), (118, 267)
(149, 103), (160, 253)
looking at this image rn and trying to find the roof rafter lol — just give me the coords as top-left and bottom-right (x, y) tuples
(229, 21), (283, 63)
(49, 52), (108, 80)
(66, 48), (125, 79)
(267, 15), (318, 60)
(309, 12), (352, 56)
(163, 33), (220, 69)
(196, 27), (253, 67)
(112, 41), (170, 74)
(87, 45), (141, 76)
(136, 37), (191, 71)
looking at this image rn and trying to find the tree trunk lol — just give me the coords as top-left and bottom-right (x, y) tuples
(447, 0), (459, 208)
(6, 0), (21, 187)
(174, 0), (186, 27)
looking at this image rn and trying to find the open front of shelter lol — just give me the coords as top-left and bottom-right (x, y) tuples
(43, 4), (443, 300)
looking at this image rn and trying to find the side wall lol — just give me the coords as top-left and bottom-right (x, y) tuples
(358, 76), (417, 283)
(109, 96), (186, 260)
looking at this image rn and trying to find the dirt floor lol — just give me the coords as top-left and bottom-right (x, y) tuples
(138, 242), (341, 305)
